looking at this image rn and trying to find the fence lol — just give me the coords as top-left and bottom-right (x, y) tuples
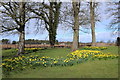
(1, 43), (115, 49)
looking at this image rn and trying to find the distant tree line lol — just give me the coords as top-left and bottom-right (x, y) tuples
(1, 39), (58, 44)
(1, 38), (116, 45)
(25, 39), (58, 44)
(1, 39), (11, 44)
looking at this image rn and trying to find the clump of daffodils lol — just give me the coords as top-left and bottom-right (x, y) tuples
(67, 50), (118, 60)
(83, 46), (107, 50)
(16, 48), (43, 51)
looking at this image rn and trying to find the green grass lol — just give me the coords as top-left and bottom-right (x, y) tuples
(2, 46), (118, 57)
(2, 46), (119, 78)
(99, 46), (118, 54)
(30, 48), (71, 58)
(6, 59), (118, 78)
(80, 46), (118, 54)
(2, 49), (17, 57)
(2, 48), (71, 58)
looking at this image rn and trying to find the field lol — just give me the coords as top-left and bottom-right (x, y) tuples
(1, 46), (119, 78)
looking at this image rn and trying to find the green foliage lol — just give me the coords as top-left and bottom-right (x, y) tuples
(2, 39), (10, 44)
(12, 41), (17, 44)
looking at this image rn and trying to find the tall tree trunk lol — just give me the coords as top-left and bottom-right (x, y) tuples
(18, 26), (25, 55)
(17, 2), (26, 55)
(49, 3), (54, 47)
(90, 1), (96, 46)
(48, 2), (61, 47)
(72, 1), (80, 51)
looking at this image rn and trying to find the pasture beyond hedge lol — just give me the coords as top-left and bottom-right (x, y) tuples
(2, 46), (119, 78)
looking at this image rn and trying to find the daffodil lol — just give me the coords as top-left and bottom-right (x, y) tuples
(2, 63), (5, 66)
(54, 61), (58, 63)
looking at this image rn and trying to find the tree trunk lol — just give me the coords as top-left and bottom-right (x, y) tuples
(90, 1), (96, 46)
(72, 2), (80, 51)
(72, 29), (79, 51)
(49, 31), (56, 48)
(17, 26), (25, 55)
(48, 2), (60, 48)
(17, 2), (26, 55)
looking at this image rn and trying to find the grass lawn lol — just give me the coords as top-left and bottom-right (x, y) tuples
(2, 48), (71, 58)
(2, 46), (119, 78)
(2, 49), (17, 57)
(79, 46), (118, 55)
(7, 59), (118, 78)
(30, 48), (71, 58)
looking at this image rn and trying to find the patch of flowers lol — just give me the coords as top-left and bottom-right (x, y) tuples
(16, 48), (43, 53)
(1, 55), (77, 75)
(16, 48), (43, 51)
(1, 49), (118, 75)
(67, 50), (118, 60)
(83, 46), (107, 50)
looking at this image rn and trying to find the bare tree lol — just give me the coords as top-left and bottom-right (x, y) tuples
(0, 2), (35, 55)
(71, 1), (80, 51)
(90, 0), (96, 46)
(83, 1), (101, 46)
(27, 1), (62, 47)
(106, 2), (120, 35)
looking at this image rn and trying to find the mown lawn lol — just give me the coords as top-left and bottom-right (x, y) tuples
(2, 48), (71, 58)
(79, 46), (118, 55)
(2, 46), (119, 78)
(7, 59), (118, 78)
